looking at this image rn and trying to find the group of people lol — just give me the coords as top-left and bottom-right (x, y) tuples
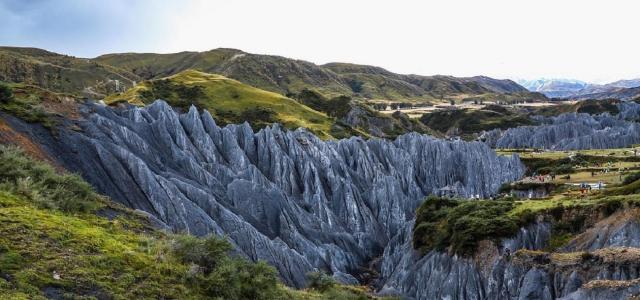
(578, 181), (604, 195)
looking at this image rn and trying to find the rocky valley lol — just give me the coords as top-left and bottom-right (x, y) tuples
(1, 44), (640, 299)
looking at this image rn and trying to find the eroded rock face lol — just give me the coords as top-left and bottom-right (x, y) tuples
(35, 100), (523, 288)
(482, 102), (640, 150)
(379, 209), (640, 300)
(378, 221), (553, 299)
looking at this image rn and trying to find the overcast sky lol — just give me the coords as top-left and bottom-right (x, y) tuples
(1, 0), (638, 83)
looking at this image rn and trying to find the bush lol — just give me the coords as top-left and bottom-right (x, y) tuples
(306, 271), (337, 292)
(171, 235), (284, 299)
(580, 251), (595, 261)
(291, 89), (353, 119)
(0, 84), (14, 104)
(239, 107), (277, 125)
(413, 197), (521, 256)
(0, 85), (56, 128)
(623, 172), (640, 185)
(0, 146), (98, 212)
(172, 235), (232, 274)
(138, 79), (205, 110)
(600, 199), (623, 216)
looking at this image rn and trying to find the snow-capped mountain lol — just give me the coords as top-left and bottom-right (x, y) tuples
(516, 78), (589, 98)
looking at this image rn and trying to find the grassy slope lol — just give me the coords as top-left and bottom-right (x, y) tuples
(535, 99), (621, 116)
(96, 49), (352, 98)
(0, 192), (393, 300)
(419, 105), (534, 137)
(0, 191), (197, 299)
(96, 49), (542, 103)
(0, 47), (139, 98)
(0, 82), (81, 129)
(105, 70), (339, 139)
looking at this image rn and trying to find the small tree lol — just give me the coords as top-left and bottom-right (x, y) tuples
(0, 84), (13, 104)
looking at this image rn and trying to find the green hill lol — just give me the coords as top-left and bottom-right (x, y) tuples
(96, 48), (543, 102)
(96, 49), (352, 98)
(419, 105), (535, 138)
(105, 70), (345, 139)
(0, 47), (140, 98)
(0, 46), (547, 104)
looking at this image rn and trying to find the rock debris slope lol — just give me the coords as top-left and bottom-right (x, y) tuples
(482, 102), (640, 150)
(46, 100), (523, 287)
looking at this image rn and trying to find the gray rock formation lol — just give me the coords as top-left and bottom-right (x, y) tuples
(29, 100), (523, 288)
(378, 221), (553, 299)
(563, 208), (640, 252)
(378, 209), (640, 300)
(5, 99), (640, 299)
(481, 102), (640, 150)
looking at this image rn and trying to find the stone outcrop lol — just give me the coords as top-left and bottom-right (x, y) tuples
(481, 102), (640, 150)
(22, 100), (523, 288)
(378, 209), (640, 299)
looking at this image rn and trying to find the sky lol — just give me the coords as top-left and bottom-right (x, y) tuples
(1, 0), (639, 83)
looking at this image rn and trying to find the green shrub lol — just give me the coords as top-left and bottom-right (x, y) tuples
(580, 251), (595, 261)
(0, 146), (98, 212)
(599, 199), (624, 216)
(172, 235), (232, 274)
(239, 107), (277, 126)
(0, 85), (56, 128)
(306, 271), (337, 292)
(0, 83), (14, 104)
(291, 89), (353, 119)
(138, 79), (205, 110)
(171, 234), (284, 299)
(413, 197), (521, 256)
(623, 172), (640, 185)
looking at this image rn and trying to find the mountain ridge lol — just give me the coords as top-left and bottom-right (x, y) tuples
(0, 46), (140, 98)
(519, 77), (640, 99)
(94, 48), (539, 102)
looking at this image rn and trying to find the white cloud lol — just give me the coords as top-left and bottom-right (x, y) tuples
(160, 0), (640, 83)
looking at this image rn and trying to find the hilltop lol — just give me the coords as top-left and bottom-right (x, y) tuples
(0, 47), (139, 98)
(95, 48), (543, 102)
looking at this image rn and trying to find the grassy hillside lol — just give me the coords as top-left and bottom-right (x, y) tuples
(105, 70), (344, 139)
(535, 99), (621, 116)
(96, 48), (542, 102)
(0, 146), (395, 299)
(0, 47), (139, 98)
(413, 190), (640, 256)
(96, 49), (352, 98)
(0, 82), (84, 130)
(419, 105), (534, 137)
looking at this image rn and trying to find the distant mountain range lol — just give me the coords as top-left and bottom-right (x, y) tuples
(516, 79), (589, 98)
(0, 46), (543, 103)
(2, 46), (638, 104)
(518, 78), (640, 100)
(96, 49), (536, 102)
